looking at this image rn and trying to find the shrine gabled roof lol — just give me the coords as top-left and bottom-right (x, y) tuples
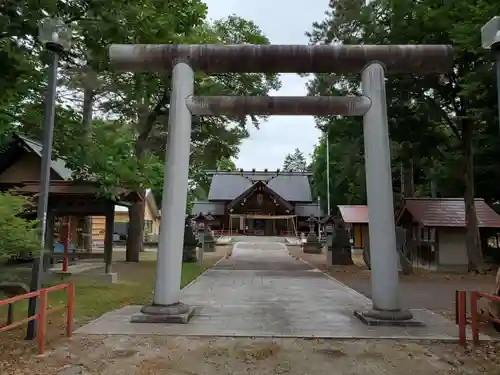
(0, 134), (72, 180)
(13, 180), (141, 205)
(17, 135), (73, 180)
(207, 171), (312, 202)
(227, 180), (293, 211)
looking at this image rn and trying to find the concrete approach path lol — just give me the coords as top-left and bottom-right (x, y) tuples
(76, 240), (467, 340)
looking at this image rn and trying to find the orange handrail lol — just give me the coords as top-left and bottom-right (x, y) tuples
(0, 283), (75, 354)
(456, 290), (467, 346)
(469, 290), (500, 345)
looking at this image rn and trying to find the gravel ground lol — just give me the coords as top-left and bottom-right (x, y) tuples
(2, 245), (498, 374)
(0, 247), (231, 374)
(289, 247), (497, 313)
(288, 247), (500, 373)
(1, 336), (484, 375)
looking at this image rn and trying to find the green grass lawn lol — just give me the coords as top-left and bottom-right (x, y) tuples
(1, 260), (209, 325)
(0, 255), (221, 360)
(0, 246), (230, 369)
(49, 261), (207, 324)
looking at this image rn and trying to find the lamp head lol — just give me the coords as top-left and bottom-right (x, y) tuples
(38, 18), (72, 52)
(482, 16), (500, 50)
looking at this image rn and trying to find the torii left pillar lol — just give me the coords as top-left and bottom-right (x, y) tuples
(132, 62), (195, 322)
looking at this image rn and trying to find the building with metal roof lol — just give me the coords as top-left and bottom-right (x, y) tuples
(396, 198), (500, 271)
(334, 200), (500, 271)
(336, 205), (369, 251)
(0, 134), (160, 248)
(192, 170), (324, 236)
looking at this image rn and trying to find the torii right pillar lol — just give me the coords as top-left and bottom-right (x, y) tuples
(353, 62), (418, 325)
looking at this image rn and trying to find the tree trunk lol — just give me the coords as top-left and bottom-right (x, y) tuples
(362, 242), (371, 269)
(83, 217), (92, 252)
(430, 179), (438, 198)
(401, 159), (415, 198)
(399, 159), (414, 275)
(126, 194), (146, 263)
(124, 78), (169, 263)
(82, 83), (94, 253)
(462, 118), (483, 271)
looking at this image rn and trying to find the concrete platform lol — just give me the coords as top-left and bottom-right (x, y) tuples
(49, 262), (102, 275)
(75, 241), (487, 341)
(130, 306), (196, 324)
(216, 236), (232, 244)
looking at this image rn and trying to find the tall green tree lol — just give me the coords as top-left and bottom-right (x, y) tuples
(0, 0), (100, 140)
(307, 0), (500, 270)
(217, 158), (237, 172)
(311, 116), (366, 210)
(87, 14), (280, 261)
(1, 1), (280, 262)
(283, 148), (308, 172)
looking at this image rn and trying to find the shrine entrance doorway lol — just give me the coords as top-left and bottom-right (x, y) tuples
(229, 214), (298, 237)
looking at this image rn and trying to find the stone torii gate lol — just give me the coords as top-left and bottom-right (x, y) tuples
(109, 44), (453, 325)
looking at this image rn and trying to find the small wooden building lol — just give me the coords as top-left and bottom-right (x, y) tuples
(0, 134), (158, 249)
(91, 189), (160, 246)
(396, 198), (500, 271)
(337, 205), (369, 251)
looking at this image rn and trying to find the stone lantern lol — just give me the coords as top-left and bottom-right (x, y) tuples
(182, 215), (197, 262)
(322, 215), (353, 265)
(194, 213), (216, 253)
(303, 215), (321, 254)
(306, 215), (317, 234)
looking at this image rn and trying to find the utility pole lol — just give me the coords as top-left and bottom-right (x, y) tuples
(317, 196), (321, 238)
(326, 130), (331, 215)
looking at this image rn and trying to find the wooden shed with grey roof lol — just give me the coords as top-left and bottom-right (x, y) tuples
(192, 170), (324, 236)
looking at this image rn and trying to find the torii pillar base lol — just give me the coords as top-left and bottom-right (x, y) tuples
(131, 302), (196, 324)
(354, 309), (424, 327)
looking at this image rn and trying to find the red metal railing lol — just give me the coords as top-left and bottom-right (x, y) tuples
(456, 290), (467, 346)
(0, 283), (75, 354)
(470, 290), (500, 345)
(456, 289), (500, 346)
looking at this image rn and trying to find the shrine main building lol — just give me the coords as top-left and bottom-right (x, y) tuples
(192, 170), (324, 236)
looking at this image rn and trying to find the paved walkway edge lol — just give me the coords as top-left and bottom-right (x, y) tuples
(290, 251), (372, 302)
(75, 242), (482, 342)
(182, 250), (233, 290)
(290, 250), (493, 342)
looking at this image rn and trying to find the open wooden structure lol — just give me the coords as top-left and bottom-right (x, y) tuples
(12, 180), (139, 272)
(228, 213), (298, 237)
(0, 134), (140, 272)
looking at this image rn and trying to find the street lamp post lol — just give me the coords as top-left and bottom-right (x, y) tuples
(482, 16), (500, 133)
(26, 17), (71, 340)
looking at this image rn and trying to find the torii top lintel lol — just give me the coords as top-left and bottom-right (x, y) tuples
(109, 44), (453, 74)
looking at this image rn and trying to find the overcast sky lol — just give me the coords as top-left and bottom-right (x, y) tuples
(205, 0), (327, 170)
